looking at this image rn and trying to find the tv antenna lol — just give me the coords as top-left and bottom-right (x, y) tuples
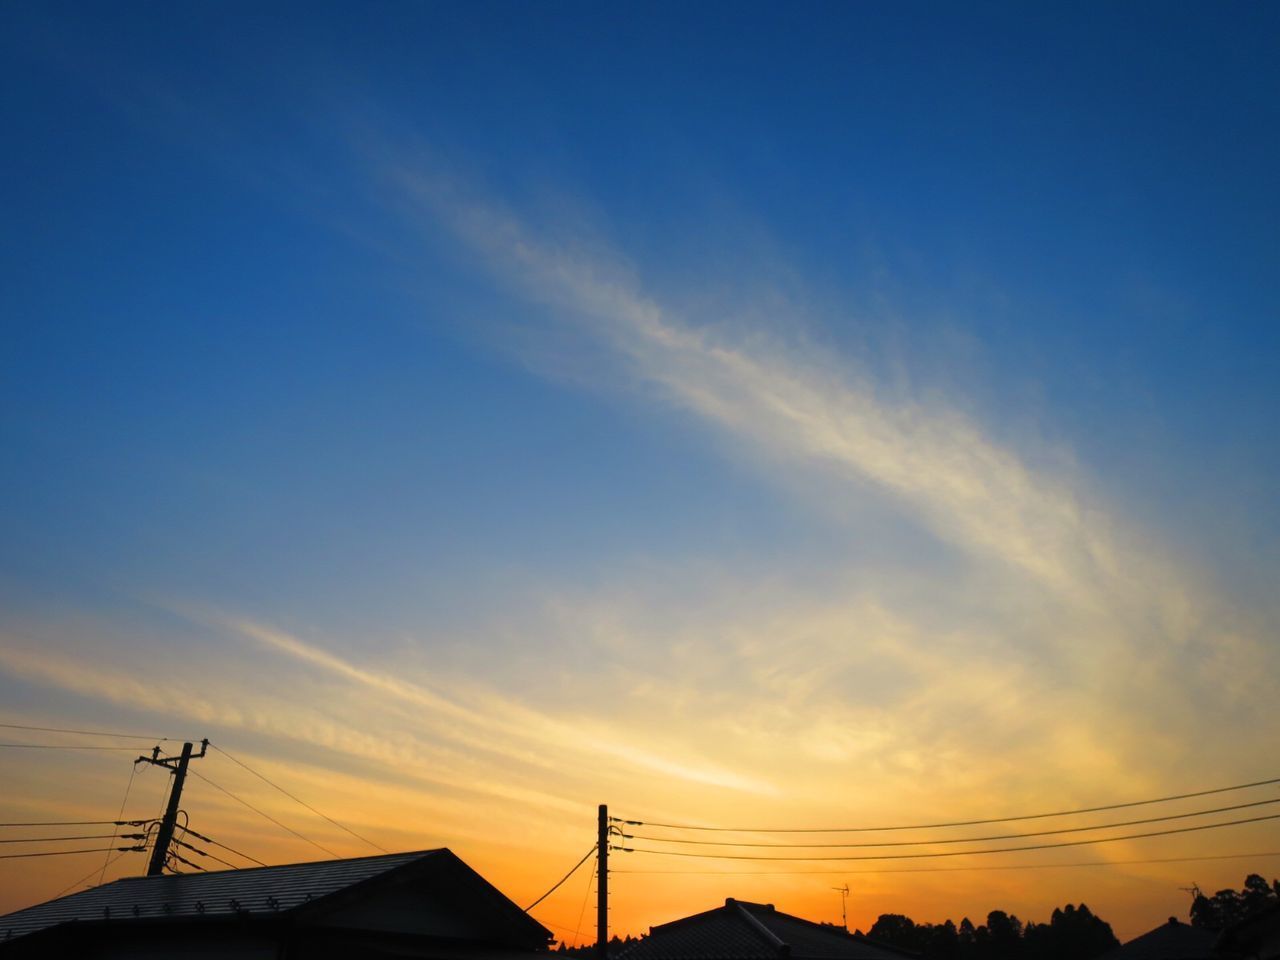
(833, 883), (849, 931)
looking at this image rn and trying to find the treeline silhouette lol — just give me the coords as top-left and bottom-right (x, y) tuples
(866, 903), (1117, 960)
(1189, 873), (1280, 931)
(550, 875), (1279, 959)
(550, 909), (1117, 960)
(866, 874), (1280, 959)
(557, 934), (637, 957)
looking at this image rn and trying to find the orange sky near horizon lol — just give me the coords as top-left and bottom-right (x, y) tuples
(2, 716), (1278, 945)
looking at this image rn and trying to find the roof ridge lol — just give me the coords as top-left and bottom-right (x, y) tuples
(733, 900), (790, 957)
(736, 901), (860, 939)
(106, 847), (441, 883)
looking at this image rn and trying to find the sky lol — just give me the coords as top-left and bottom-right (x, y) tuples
(1, 0), (1279, 944)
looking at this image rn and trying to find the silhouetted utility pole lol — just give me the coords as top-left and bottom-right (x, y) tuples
(138, 739), (208, 876)
(598, 804), (609, 960)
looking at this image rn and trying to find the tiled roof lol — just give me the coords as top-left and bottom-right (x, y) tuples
(619, 899), (911, 960)
(0, 848), (543, 946)
(1096, 918), (1216, 960)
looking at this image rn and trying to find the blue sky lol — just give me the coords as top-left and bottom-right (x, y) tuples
(1, 1), (1278, 939)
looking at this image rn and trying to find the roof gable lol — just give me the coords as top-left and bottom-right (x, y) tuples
(1097, 918), (1216, 960)
(0, 849), (550, 950)
(620, 899), (911, 960)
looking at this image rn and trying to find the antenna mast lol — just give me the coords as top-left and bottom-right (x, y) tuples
(833, 883), (849, 931)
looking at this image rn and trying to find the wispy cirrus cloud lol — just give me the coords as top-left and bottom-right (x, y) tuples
(387, 170), (1157, 616)
(231, 618), (776, 796)
(371, 156), (1279, 792)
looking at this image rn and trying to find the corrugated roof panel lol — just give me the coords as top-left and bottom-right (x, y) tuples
(0, 849), (435, 943)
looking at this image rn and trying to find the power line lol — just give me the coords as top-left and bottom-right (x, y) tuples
(209, 743), (388, 853)
(173, 837), (240, 871)
(615, 774), (1280, 833)
(619, 812), (1280, 862)
(613, 849), (1280, 876)
(188, 769), (340, 858)
(0, 820), (151, 827)
(0, 743), (147, 751)
(169, 852), (207, 872)
(623, 797), (1280, 849)
(52, 847), (136, 899)
(537, 916), (595, 937)
(0, 834), (146, 844)
(99, 760), (139, 886)
(526, 845), (597, 912)
(151, 764), (174, 832)
(0, 722), (173, 741)
(183, 827), (268, 868)
(572, 859), (597, 948)
(0, 845), (146, 860)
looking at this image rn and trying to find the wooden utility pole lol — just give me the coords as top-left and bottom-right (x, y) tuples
(597, 804), (608, 960)
(140, 739), (207, 876)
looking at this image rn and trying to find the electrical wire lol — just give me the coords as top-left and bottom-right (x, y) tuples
(183, 826), (268, 867)
(169, 852), (206, 872)
(98, 760), (139, 886)
(51, 847), (137, 899)
(619, 811), (1280, 862)
(0, 820), (150, 827)
(151, 761), (174, 829)
(622, 797), (1280, 849)
(0, 743), (147, 750)
(0, 722), (174, 741)
(188, 769), (340, 858)
(167, 810), (191, 875)
(0, 834), (145, 844)
(0, 845), (146, 860)
(178, 854), (205, 871)
(209, 743), (388, 853)
(572, 859), (597, 948)
(173, 837), (240, 871)
(614, 774), (1280, 833)
(613, 849), (1280, 876)
(525, 845), (597, 912)
(536, 917), (594, 936)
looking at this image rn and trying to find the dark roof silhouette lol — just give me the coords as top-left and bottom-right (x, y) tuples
(617, 898), (912, 960)
(0, 848), (552, 957)
(1096, 917), (1216, 960)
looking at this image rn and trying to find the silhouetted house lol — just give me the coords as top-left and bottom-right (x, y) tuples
(617, 898), (913, 960)
(1096, 917), (1216, 960)
(1217, 902), (1280, 959)
(0, 848), (552, 959)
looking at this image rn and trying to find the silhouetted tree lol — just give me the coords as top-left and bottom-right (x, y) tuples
(922, 919), (959, 960)
(828, 900), (1120, 960)
(1022, 903), (1117, 960)
(1190, 874), (1280, 931)
(985, 910), (1022, 960)
(869, 914), (921, 952)
(957, 916), (977, 959)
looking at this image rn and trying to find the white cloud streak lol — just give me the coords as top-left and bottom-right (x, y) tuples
(232, 618), (776, 796)
(392, 172), (1157, 622)
(375, 161), (1279, 789)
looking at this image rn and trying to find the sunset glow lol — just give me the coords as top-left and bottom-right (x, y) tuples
(2, 2), (1278, 947)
